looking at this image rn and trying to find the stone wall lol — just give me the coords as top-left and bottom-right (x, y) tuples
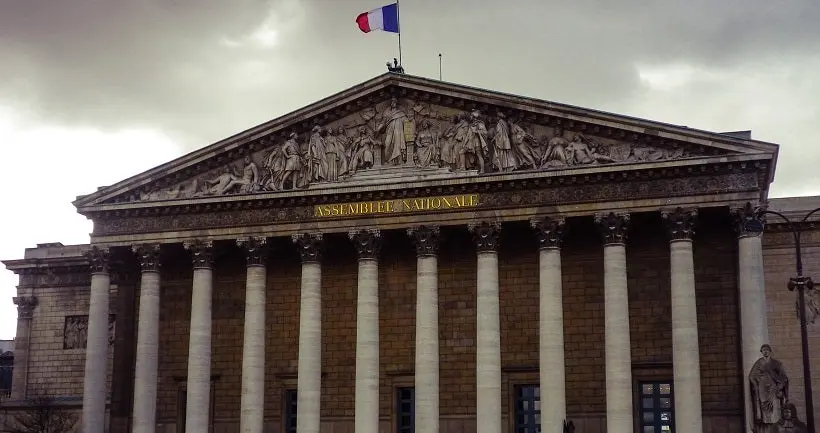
(763, 227), (820, 428)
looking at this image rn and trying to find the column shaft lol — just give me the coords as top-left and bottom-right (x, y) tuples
(416, 254), (439, 433)
(11, 296), (37, 401)
(297, 260), (322, 433)
(738, 233), (768, 431)
(670, 240), (703, 433)
(351, 229), (381, 433)
(82, 268), (111, 433)
(132, 269), (161, 433)
(185, 240), (214, 433)
(539, 247), (566, 428)
(239, 265), (266, 433)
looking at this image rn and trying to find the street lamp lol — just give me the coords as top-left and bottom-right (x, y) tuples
(756, 205), (819, 433)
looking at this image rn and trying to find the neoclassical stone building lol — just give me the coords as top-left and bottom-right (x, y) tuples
(3, 73), (819, 433)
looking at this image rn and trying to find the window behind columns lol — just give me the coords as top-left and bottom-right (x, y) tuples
(396, 387), (415, 433)
(513, 384), (541, 433)
(638, 381), (674, 433)
(284, 389), (298, 433)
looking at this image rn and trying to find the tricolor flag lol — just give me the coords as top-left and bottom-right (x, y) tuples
(356, 3), (400, 34)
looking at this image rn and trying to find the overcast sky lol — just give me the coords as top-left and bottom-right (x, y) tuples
(1, 0), (820, 339)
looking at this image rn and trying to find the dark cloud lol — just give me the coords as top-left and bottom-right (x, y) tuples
(1, 0), (819, 196)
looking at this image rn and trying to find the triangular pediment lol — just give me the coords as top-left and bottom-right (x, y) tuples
(73, 73), (779, 212)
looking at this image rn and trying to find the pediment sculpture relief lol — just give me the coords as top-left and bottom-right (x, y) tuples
(137, 97), (692, 202)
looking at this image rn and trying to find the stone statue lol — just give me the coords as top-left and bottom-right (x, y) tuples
(458, 110), (489, 172)
(377, 97), (409, 166)
(64, 316), (89, 349)
(509, 121), (538, 169)
(386, 58), (404, 73)
(440, 113), (469, 169)
(749, 344), (790, 433)
(347, 126), (378, 173)
(777, 403), (807, 433)
(798, 287), (820, 324)
(306, 125), (329, 183)
(323, 127), (349, 182)
(264, 132), (303, 190)
(541, 127), (570, 168)
(491, 112), (520, 172)
(415, 119), (440, 168)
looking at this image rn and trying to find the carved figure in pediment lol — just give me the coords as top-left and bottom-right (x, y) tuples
(202, 156), (259, 195)
(348, 126), (379, 173)
(566, 134), (615, 165)
(509, 121), (538, 169)
(377, 97), (409, 166)
(323, 127), (349, 182)
(440, 113), (469, 169)
(491, 112), (521, 172)
(632, 145), (686, 162)
(541, 127), (570, 168)
(415, 119), (440, 168)
(458, 110), (489, 172)
(264, 132), (303, 190)
(305, 125), (329, 183)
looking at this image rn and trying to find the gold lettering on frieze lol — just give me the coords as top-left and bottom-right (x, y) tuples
(314, 194), (480, 218)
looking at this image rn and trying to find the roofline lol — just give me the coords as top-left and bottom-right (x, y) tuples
(73, 72), (780, 208)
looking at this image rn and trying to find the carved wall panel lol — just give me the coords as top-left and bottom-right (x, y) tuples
(117, 97), (706, 204)
(63, 314), (116, 349)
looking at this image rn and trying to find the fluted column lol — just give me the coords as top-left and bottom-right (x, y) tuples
(183, 240), (214, 433)
(131, 244), (162, 433)
(350, 229), (381, 433)
(293, 233), (324, 433)
(408, 226), (441, 433)
(732, 203), (768, 433)
(663, 208), (703, 433)
(594, 212), (633, 433)
(11, 296), (36, 400)
(238, 237), (269, 433)
(82, 246), (111, 433)
(468, 221), (502, 433)
(531, 217), (567, 431)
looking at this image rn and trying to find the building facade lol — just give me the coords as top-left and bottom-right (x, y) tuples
(3, 73), (819, 433)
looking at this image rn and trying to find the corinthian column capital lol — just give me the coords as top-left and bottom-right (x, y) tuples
(732, 202), (766, 238)
(594, 212), (630, 246)
(237, 237), (269, 267)
(662, 208), (697, 241)
(292, 233), (323, 263)
(468, 221), (501, 252)
(133, 244), (161, 272)
(85, 246), (110, 274)
(349, 229), (381, 260)
(13, 296), (37, 319)
(184, 240), (214, 269)
(408, 225), (440, 257)
(530, 216), (565, 249)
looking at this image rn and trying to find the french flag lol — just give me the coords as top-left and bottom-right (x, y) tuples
(356, 3), (400, 33)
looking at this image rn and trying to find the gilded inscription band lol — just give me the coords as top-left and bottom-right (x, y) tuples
(314, 194), (480, 218)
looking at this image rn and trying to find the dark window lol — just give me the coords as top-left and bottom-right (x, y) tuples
(285, 389), (298, 433)
(639, 381), (674, 433)
(513, 384), (541, 433)
(396, 387), (415, 433)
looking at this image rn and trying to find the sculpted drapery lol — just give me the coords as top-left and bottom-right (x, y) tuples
(749, 344), (790, 432)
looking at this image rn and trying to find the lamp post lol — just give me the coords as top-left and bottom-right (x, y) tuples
(756, 206), (819, 433)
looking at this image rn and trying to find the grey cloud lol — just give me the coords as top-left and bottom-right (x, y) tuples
(1, 0), (819, 156)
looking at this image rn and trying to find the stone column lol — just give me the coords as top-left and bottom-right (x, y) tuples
(594, 212), (633, 433)
(468, 221), (502, 433)
(408, 225), (441, 433)
(131, 245), (162, 433)
(663, 208), (703, 433)
(531, 217), (567, 431)
(238, 237), (269, 433)
(82, 246), (111, 433)
(350, 229), (381, 433)
(183, 240), (214, 433)
(293, 233), (324, 433)
(11, 296), (37, 400)
(732, 203), (768, 432)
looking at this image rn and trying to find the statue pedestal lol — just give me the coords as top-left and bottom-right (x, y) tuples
(310, 165), (476, 190)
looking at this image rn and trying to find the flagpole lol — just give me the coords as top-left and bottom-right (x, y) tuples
(396, 0), (402, 66)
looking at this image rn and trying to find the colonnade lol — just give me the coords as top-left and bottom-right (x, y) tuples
(78, 207), (768, 433)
